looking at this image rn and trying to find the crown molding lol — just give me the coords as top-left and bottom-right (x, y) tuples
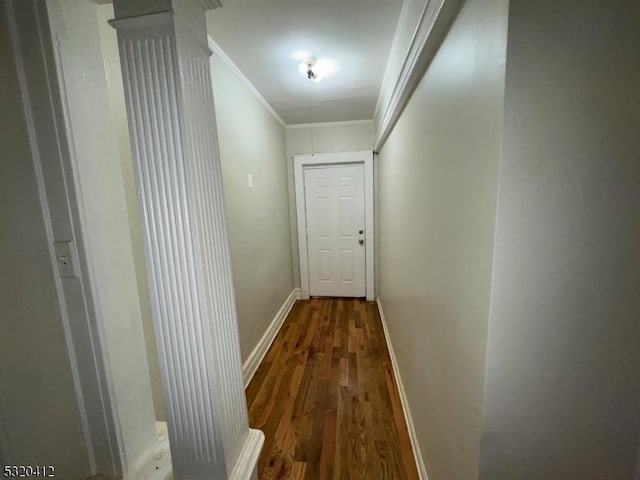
(208, 36), (286, 128)
(286, 119), (374, 130)
(373, 0), (463, 152)
(373, 0), (411, 122)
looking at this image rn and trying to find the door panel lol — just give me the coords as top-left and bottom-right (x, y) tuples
(304, 165), (365, 297)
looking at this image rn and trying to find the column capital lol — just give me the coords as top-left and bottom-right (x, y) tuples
(110, 0), (213, 57)
(200, 0), (223, 9)
(112, 0), (221, 21)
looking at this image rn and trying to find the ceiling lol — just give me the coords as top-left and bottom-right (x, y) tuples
(206, 0), (403, 125)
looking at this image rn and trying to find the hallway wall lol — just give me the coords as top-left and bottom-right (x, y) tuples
(0, 5), (89, 476)
(285, 121), (375, 287)
(211, 53), (295, 362)
(479, 1), (640, 478)
(376, 0), (509, 478)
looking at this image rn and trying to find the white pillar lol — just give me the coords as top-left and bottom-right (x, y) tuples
(109, 1), (263, 478)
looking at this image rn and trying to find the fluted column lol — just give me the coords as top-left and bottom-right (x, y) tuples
(110, 1), (262, 478)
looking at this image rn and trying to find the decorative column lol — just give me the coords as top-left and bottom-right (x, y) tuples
(109, 1), (263, 479)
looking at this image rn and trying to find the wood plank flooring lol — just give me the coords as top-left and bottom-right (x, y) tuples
(246, 298), (419, 480)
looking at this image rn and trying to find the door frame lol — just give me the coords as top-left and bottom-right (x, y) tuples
(5, 1), (124, 475)
(294, 151), (374, 301)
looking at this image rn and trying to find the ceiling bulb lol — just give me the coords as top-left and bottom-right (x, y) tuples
(299, 57), (321, 82)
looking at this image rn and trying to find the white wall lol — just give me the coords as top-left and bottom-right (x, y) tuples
(210, 51), (295, 361)
(479, 1), (640, 478)
(285, 121), (374, 287)
(376, 0), (508, 478)
(96, 2), (166, 423)
(46, 0), (158, 470)
(0, 5), (90, 476)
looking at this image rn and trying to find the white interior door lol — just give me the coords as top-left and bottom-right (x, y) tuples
(304, 164), (366, 297)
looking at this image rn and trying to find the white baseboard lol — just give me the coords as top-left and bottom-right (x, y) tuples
(242, 288), (300, 388)
(376, 297), (429, 480)
(229, 428), (264, 480)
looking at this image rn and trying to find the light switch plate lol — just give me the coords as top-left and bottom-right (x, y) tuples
(247, 173), (254, 188)
(54, 240), (78, 278)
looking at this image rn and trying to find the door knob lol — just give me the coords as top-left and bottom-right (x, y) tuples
(358, 230), (364, 234)
(359, 239), (364, 245)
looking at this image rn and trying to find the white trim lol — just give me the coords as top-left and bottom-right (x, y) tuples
(294, 151), (375, 301)
(6, 2), (96, 467)
(364, 155), (375, 299)
(229, 429), (265, 480)
(7, 2), (124, 475)
(207, 36), (286, 128)
(373, 0), (411, 122)
(286, 119), (374, 130)
(373, 0), (463, 151)
(242, 289), (300, 387)
(200, 0), (223, 9)
(376, 297), (429, 480)
(109, 11), (175, 30)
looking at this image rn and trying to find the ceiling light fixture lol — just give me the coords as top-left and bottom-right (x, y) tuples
(298, 57), (317, 155)
(295, 53), (337, 154)
(299, 57), (319, 81)
(295, 51), (337, 83)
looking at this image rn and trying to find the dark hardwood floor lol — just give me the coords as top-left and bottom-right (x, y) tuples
(246, 298), (419, 480)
